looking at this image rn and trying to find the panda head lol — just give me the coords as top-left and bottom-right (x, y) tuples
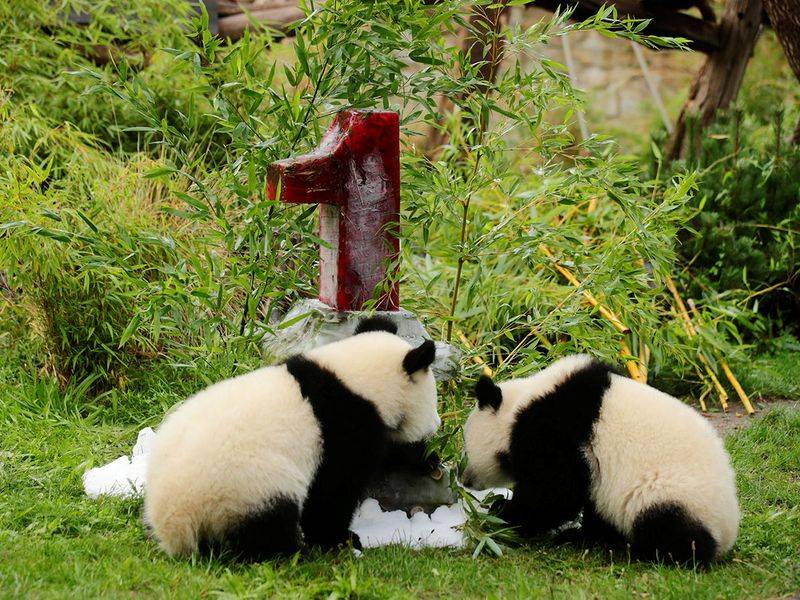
(461, 374), (516, 489)
(461, 355), (602, 489)
(306, 316), (440, 442)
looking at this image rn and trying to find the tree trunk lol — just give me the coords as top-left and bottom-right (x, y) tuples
(465, 2), (509, 91)
(667, 0), (763, 160)
(423, 3), (508, 157)
(762, 0), (800, 143)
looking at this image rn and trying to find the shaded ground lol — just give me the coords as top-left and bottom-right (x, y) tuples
(705, 400), (800, 437)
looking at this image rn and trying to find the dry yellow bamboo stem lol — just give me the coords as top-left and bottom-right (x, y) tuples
(698, 385), (711, 412)
(619, 339), (644, 382)
(498, 321), (554, 370)
(720, 362), (754, 414)
(638, 339), (650, 384)
(456, 330), (493, 377)
(557, 205), (581, 226)
(665, 275), (698, 336)
(539, 244), (630, 334)
(665, 275), (729, 410)
(548, 205), (646, 383)
(685, 299), (755, 415)
(439, 409), (469, 419)
(692, 362), (712, 410)
(697, 353), (729, 410)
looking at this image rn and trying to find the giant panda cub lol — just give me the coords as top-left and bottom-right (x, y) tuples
(144, 317), (440, 560)
(462, 355), (739, 564)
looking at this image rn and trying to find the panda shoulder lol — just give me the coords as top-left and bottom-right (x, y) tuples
(546, 354), (619, 384)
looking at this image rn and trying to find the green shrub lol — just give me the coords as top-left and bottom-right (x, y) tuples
(0, 139), (175, 387)
(649, 110), (800, 340)
(2, 1), (705, 409)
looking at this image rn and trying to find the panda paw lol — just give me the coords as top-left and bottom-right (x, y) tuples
(348, 531), (363, 551)
(487, 496), (509, 517)
(552, 524), (585, 546)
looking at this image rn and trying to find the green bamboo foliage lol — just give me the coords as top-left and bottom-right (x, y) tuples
(1, 1), (699, 395)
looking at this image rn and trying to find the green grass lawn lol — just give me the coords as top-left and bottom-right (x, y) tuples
(1, 354), (799, 599)
(738, 343), (800, 402)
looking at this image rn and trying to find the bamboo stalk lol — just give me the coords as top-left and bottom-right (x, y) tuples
(217, 7), (304, 39)
(686, 299), (755, 415)
(539, 243), (639, 383)
(630, 40), (674, 134)
(561, 34), (590, 141)
(539, 244), (630, 334)
(439, 409), (469, 420)
(698, 384), (711, 412)
(551, 197), (644, 382)
(697, 353), (729, 410)
(720, 361), (754, 414)
(556, 205), (581, 226)
(457, 330), (493, 377)
(638, 339), (650, 384)
(620, 339), (644, 382)
(665, 275), (698, 336)
(497, 321), (553, 371)
(665, 275), (728, 410)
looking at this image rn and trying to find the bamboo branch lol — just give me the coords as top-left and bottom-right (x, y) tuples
(686, 299), (755, 415)
(720, 361), (755, 414)
(665, 274), (698, 335)
(539, 244), (643, 380)
(539, 244), (631, 334)
(217, 6), (303, 39)
(665, 275), (729, 410)
(620, 339), (645, 382)
(457, 330), (493, 377)
(698, 384), (711, 412)
(697, 353), (730, 410)
(531, 0), (722, 54)
(552, 199), (647, 381)
(638, 339), (650, 384)
(497, 321), (552, 372)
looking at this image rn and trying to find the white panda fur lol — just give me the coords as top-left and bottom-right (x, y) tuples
(462, 354), (739, 564)
(144, 317), (439, 560)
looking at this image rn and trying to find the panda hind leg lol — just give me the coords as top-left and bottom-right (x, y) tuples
(220, 496), (302, 562)
(580, 501), (627, 547)
(630, 502), (717, 565)
(301, 487), (363, 551)
(552, 501), (625, 549)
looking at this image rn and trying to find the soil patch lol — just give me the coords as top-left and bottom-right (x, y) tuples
(703, 400), (800, 437)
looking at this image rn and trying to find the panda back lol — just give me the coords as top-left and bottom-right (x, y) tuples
(589, 374), (739, 555)
(144, 365), (322, 556)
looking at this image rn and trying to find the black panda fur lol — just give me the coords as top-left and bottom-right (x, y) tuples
(144, 321), (439, 561)
(466, 356), (739, 565)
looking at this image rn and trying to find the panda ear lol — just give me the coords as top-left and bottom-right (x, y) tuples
(355, 316), (398, 335)
(475, 375), (502, 411)
(403, 339), (436, 375)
